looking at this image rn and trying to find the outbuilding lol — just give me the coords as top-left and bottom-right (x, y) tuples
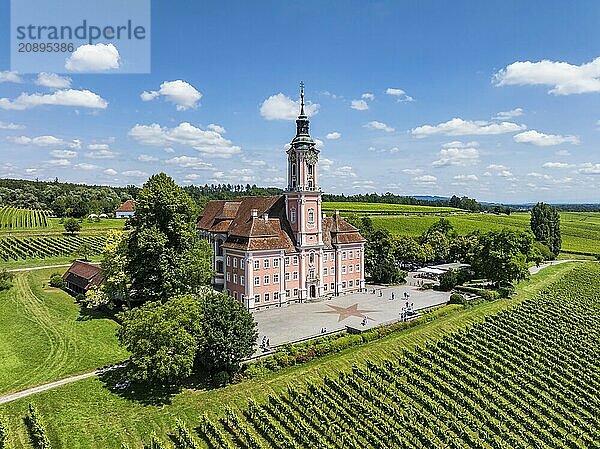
(115, 199), (135, 218)
(62, 260), (104, 295)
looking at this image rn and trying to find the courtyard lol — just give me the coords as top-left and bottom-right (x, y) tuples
(252, 282), (450, 355)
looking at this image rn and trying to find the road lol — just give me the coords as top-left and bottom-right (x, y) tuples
(7, 262), (100, 273)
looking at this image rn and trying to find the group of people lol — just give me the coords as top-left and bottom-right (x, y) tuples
(400, 301), (416, 322)
(259, 336), (271, 352)
(319, 327), (328, 334)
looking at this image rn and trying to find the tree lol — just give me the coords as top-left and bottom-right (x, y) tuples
(76, 242), (92, 261)
(365, 229), (404, 284)
(197, 291), (257, 374)
(530, 202), (561, 257)
(0, 415), (7, 449)
(125, 173), (213, 302)
(420, 230), (450, 262)
(471, 229), (535, 286)
(63, 217), (81, 235)
(0, 269), (14, 291)
(117, 295), (203, 383)
(449, 232), (480, 263)
(394, 235), (431, 266)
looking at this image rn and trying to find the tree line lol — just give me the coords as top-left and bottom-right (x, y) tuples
(323, 192), (484, 212)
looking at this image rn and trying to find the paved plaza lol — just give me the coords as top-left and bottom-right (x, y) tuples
(252, 282), (449, 354)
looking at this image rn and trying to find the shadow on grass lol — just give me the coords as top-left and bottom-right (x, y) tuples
(98, 364), (228, 406)
(76, 302), (121, 322)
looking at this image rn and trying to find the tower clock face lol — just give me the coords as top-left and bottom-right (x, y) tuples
(306, 149), (318, 165)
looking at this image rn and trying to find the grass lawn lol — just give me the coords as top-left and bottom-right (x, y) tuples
(0, 218), (125, 236)
(0, 255), (102, 271)
(0, 268), (128, 396)
(322, 201), (460, 214)
(0, 261), (584, 449)
(370, 211), (600, 255)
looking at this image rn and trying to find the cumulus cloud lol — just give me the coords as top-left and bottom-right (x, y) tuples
(165, 156), (214, 169)
(368, 146), (400, 154)
(364, 121), (395, 132)
(577, 163), (600, 175)
(50, 150), (77, 159)
(0, 71), (23, 83)
(130, 122), (241, 158)
(414, 175), (437, 184)
(494, 108), (523, 120)
(104, 168), (118, 176)
(385, 87), (414, 102)
(46, 158), (71, 167)
(326, 132), (341, 140)
(0, 122), (25, 130)
(207, 123), (225, 133)
(542, 162), (575, 169)
(74, 163), (99, 170)
(85, 148), (119, 159)
(141, 80), (202, 111)
(361, 93), (375, 100)
(513, 130), (580, 146)
(65, 43), (120, 72)
(453, 174), (479, 181)
(137, 154), (159, 162)
(35, 72), (71, 89)
(87, 143), (110, 150)
(432, 141), (480, 167)
(402, 168), (423, 175)
(12, 135), (80, 148)
(493, 57), (600, 95)
(412, 117), (525, 137)
(260, 93), (319, 120)
(350, 99), (369, 110)
(555, 149), (572, 156)
(121, 170), (148, 178)
(0, 89), (107, 110)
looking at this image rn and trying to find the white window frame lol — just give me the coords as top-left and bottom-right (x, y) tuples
(254, 260), (260, 270)
(273, 258), (279, 268)
(264, 275), (270, 285)
(254, 276), (260, 286)
(264, 259), (270, 269)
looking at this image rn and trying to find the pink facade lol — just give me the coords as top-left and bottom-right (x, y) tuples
(197, 86), (366, 310)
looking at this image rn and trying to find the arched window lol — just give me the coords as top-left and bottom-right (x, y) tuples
(309, 252), (315, 263)
(290, 208), (296, 223)
(308, 208), (314, 223)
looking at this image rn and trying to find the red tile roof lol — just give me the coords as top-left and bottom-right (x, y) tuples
(116, 199), (135, 212)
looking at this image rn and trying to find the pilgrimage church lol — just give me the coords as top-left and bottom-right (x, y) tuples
(197, 85), (365, 310)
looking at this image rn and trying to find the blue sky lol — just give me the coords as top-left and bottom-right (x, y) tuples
(1, 0), (599, 203)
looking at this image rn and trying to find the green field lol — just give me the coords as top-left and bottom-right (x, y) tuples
(0, 269), (128, 396)
(0, 217), (126, 235)
(0, 206), (50, 230)
(370, 211), (600, 255)
(0, 262), (586, 448)
(323, 201), (460, 214)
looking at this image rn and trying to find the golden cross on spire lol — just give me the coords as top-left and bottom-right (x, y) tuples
(299, 81), (305, 114)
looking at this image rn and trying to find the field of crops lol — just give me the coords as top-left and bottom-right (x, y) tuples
(322, 202), (460, 214)
(159, 262), (600, 448)
(0, 206), (49, 229)
(0, 235), (106, 261)
(371, 211), (600, 255)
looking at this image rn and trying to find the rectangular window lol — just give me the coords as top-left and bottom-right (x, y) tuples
(293, 271), (298, 280)
(233, 273), (238, 283)
(356, 264), (360, 272)
(331, 283), (335, 290)
(240, 259), (245, 269)
(293, 288), (298, 297)
(285, 289), (290, 298)
(254, 294), (260, 303)
(264, 293), (270, 302)
(342, 281), (346, 288)
(342, 266), (346, 274)
(349, 265), (353, 273)
(285, 257), (290, 266)
(273, 258), (279, 268)
(309, 269), (315, 279)
(349, 251), (354, 259)
(323, 267), (328, 275)
(264, 275), (270, 285)
(254, 260), (260, 270)
(273, 273), (279, 283)
(349, 280), (353, 287)
(342, 251), (346, 260)
(285, 272), (290, 281)
(226, 256), (231, 266)
(356, 249), (360, 258)
(254, 276), (260, 286)
(331, 267), (335, 275)
(226, 272), (231, 281)
(274, 291), (279, 301)
(293, 256), (298, 265)
(240, 275), (245, 286)
(233, 258), (238, 268)
(234, 291), (238, 300)
(264, 259), (270, 269)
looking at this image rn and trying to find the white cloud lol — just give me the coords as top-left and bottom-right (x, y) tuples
(493, 57), (600, 95)
(65, 43), (120, 72)
(163, 147), (175, 153)
(361, 93), (375, 101)
(207, 123), (225, 133)
(129, 122), (241, 158)
(260, 93), (319, 120)
(104, 168), (118, 176)
(326, 132), (341, 140)
(578, 163), (600, 175)
(414, 175), (437, 184)
(0, 89), (107, 110)
(46, 159), (71, 167)
(50, 150), (77, 159)
(542, 162), (575, 169)
(141, 80), (202, 111)
(12, 135), (80, 148)
(555, 149), (572, 156)
(412, 117), (525, 137)
(402, 168), (423, 175)
(0, 122), (25, 130)
(513, 130), (580, 146)
(314, 138), (324, 149)
(0, 71), (23, 83)
(121, 170), (148, 178)
(432, 141), (480, 167)
(85, 149), (119, 159)
(74, 163), (99, 170)
(385, 87), (414, 102)
(240, 155), (267, 167)
(368, 146), (400, 154)
(350, 99), (369, 111)
(453, 174), (479, 181)
(494, 108), (523, 120)
(528, 172), (551, 179)
(137, 154), (159, 162)
(487, 164), (510, 171)
(35, 72), (71, 89)
(165, 156), (214, 169)
(498, 170), (514, 177)
(319, 157), (334, 171)
(87, 143), (110, 150)
(364, 121), (395, 132)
